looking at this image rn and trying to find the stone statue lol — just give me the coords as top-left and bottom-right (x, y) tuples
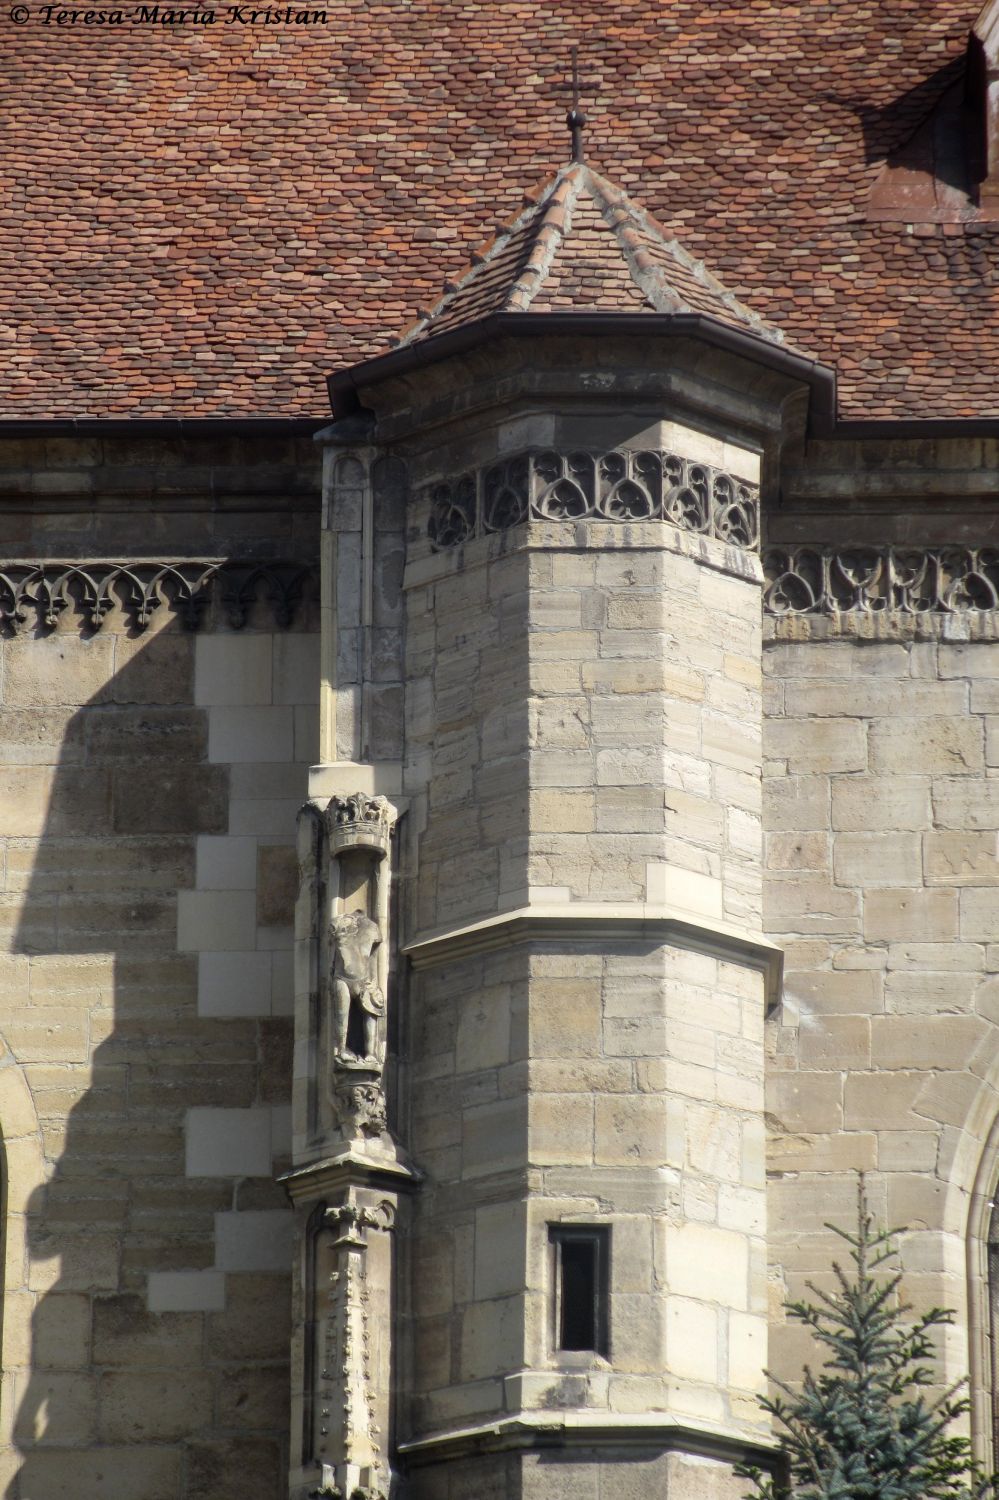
(330, 911), (385, 1070)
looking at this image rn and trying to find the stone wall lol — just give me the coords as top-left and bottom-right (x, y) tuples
(764, 623), (999, 1436)
(404, 939), (768, 1437)
(398, 492), (774, 1487)
(0, 430), (320, 1499)
(402, 516), (765, 934)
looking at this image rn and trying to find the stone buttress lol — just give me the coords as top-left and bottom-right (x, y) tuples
(286, 163), (823, 1500)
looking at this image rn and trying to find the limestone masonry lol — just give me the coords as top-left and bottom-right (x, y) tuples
(12, 6), (999, 1497)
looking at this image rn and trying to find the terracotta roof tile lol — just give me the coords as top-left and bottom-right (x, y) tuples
(398, 162), (787, 344)
(0, 4), (996, 419)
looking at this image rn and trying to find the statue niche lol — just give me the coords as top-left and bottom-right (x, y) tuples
(322, 793), (397, 1143)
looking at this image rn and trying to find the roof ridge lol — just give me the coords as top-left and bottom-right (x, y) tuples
(392, 165), (578, 344)
(507, 166), (586, 310)
(583, 164), (783, 341)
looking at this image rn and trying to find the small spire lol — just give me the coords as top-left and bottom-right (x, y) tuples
(567, 45), (587, 164)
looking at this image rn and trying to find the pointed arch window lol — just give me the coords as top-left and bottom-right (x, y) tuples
(989, 1199), (999, 1451)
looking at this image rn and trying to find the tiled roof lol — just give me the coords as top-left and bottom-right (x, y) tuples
(397, 162), (787, 347)
(0, 5), (997, 419)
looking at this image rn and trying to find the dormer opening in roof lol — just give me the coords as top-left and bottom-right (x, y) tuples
(868, 0), (999, 224)
(968, 0), (999, 208)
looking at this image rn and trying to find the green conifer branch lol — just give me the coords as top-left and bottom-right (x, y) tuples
(736, 1174), (999, 1500)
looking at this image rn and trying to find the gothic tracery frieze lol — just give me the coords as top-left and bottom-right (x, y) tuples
(425, 447), (761, 552)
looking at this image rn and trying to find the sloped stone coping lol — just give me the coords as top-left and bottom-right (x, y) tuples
(402, 902), (782, 1011)
(397, 1410), (782, 1468)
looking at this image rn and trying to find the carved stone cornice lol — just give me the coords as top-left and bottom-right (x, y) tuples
(426, 448), (759, 552)
(763, 545), (999, 616)
(0, 559), (318, 634)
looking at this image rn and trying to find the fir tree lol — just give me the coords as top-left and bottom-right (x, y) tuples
(739, 1176), (998, 1500)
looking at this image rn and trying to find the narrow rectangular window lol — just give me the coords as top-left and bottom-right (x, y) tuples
(550, 1225), (610, 1357)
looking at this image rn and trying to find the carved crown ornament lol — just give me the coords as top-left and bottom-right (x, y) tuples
(0, 559), (318, 634)
(324, 793), (397, 856)
(762, 545), (999, 616)
(425, 447), (760, 552)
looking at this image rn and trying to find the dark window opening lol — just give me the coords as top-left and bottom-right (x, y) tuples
(550, 1225), (609, 1357)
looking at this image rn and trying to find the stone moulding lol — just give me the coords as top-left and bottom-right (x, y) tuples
(396, 1412), (783, 1471)
(0, 559), (319, 634)
(426, 448), (760, 552)
(762, 545), (999, 616)
(402, 903), (783, 1010)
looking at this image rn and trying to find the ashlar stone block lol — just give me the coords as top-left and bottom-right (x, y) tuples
(4, 635), (114, 708)
(473, 1203), (527, 1301)
(208, 706), (294, 764)
(528, 1093), (594, 1166)
(195, 634), (272, 707)
(843, 1071), (927, 1130)
(869, 1015), (987, 1071)
(863, 890), (958, 943)
(923, 832), (999, 886)
(932, 777), (999, 830)
(764, 776), (829, 832)
(98, 1369), (214, 1443)
(530, 978), (602, 1059)
(797, 1015), (871, 1071)
(767, 718), (867, 774)
(593, 1095), (666, 1167)
(14, 1448), (181, 1500)
(177, 891), (257, 953)
(961, 887), (999, 940)
(869, 716), (982, 775)
(727, 1310), (767, 1392)
(665, 1223), (748, 1310)
(831, 776), (932, 832)
(185, 1107), (273, 1178)
(832, 833), (921, 888)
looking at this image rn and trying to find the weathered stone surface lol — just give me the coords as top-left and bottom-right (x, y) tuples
(27, 382), (999, 1500)
(0, 581), (302, 1492)
(831, 776), (932, 832)
(113, 764), (229, 834)
(187, 1437), (283, 1500)
(863, 890), (958, 942)
(833, 833), (921, 888)
(255, 843), (298, 927)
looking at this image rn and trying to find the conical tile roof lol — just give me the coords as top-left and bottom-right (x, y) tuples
(396, 161), (787, 348)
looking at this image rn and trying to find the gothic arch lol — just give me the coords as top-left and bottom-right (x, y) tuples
(966, 1104), (999, 1468)
(0, 1037), (45, 1472)
(946, 1026), (999, 1467)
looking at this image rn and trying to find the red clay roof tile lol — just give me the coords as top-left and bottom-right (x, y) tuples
(0, 4), (996, 418)
(397, 162), (790, 345)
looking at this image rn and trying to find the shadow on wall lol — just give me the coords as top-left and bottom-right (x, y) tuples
(1, 583), (319, 1500)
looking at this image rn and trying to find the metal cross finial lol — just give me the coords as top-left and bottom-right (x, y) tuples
(567, 45), (587, 163)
